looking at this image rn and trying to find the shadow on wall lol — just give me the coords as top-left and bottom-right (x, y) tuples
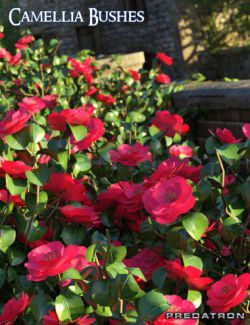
(176, 0), (250, 80)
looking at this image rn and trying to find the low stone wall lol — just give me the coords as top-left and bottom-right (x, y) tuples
(196, 47), (250, 80)
(172, 81), (250, 143)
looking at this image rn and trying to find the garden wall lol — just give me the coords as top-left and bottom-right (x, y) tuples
(196, 47), (250, 80)
(172, 80), (250, 143)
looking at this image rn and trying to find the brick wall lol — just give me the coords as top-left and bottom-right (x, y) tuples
(172, 81), (250, 143)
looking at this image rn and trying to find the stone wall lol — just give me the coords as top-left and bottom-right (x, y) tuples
(196, 47), (250, 80)
(10, 0), (185, 78)
(172, 81), (250, 143)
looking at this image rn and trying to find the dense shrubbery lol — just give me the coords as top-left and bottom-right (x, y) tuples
(0, 34), (249, 325)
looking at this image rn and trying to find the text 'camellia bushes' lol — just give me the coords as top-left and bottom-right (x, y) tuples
(0, 33), (249, 324)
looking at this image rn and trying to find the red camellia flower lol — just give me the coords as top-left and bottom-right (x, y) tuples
(152, 295), (196, 325)
(0, 292), (30, 325)
(124, 248), (165, 280)
(156, 52), (173, 66)
(164, 259), (213, 290)
(215, 128), (241, 144)
(242, 123), (250, 139)
(43, 94), (57, 109)
(143, 157), (202, 188)
(25, 241), (87, 282)
(0, 32), (4, 39)
(155, 73), (171, 84)
(18, 96), (46, 114)
(14, 78), (22, 87)
(71, 118), (105, 153)
(152, 111), (189, 137)
(143, 176), (195, 224)
(169, 145), (193, 158)
(98, 181), (146, 231)
(15, 35), (34, 50)
(97, 93), (116, 105)
(0, 189), (25, 207)
(44, 173), (90, 203)
(0, 108), (31, 138)
(68, 57), (93, 83)
(47, 105), (94, 131)
(0, 48), (12, 61)
(110, 143), (152, 166)
(1, 160), (32, 178)
(143, 158), (202, 188)
(10, 52), (22, 66)
(128, 69), (141, 81)
(59, 205), (101, 227)
(0, 189), (8, 203)
(86, 86), (98, 96)
(206, 273), (250, 312)
(0, 49), (21, 66)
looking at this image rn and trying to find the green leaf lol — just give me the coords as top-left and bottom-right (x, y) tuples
(73, 154), (91, 176)
(149, 126), (161, 137)
(205, 136), (218, 155)
(182, 212), (209, 241)
(55, 293), (84, 323)
(217, 145), (243, 165)
(108, 246), (127, 264)
(199, 179), (212, 202)
(26, 165), (50, 186)
(25, 191), (48, 215)
(89, 280), (118, 306)
(62, 268), (82, 281)
(106, 262), (128, 278)
(86, 243), (98, 263)
(0, 269), (5, 289)
(7, 247), (26, 266)
(128, 112), (146, 123)
(30, 291), (50, 322)
(116, 274), (143, 300)
(187, 290), (202, 308)
(61, 224), (85, 245)
(6, 174), (27, 195)
(152, 267), (168, 289)
(29, 123), (45, 143)
(150, 138), (162, 155)
(182, 253), (203, 270)
(105, 111), (119, 122)
(137, 291), (169, 322)
(5, 127), (30, 150)
(0, 226), (16, 253)
(70, 125), (87, 142)
(57, 150), (69, 170)
(165, 136), (173, 147)
(128, 267), (147, 282)
(95, 305), (113, 317)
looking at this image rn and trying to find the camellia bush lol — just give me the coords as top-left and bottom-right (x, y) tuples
(0, 33), (249, 325)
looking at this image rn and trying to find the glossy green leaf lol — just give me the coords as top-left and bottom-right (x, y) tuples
(62, 268), (82, 281)
(0, 226), (16, 253)
(182, 212), (209, 241)
(70, 125), (87, 142)
(29, 123), (45, 143)
(187, 290), (202, 308)
(137, 291), (169, 322)
(55, 293), (84, 323)
(25, 191), (48, 215)
(6, 174), (27, 195)
(26, 166), (50, 186)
